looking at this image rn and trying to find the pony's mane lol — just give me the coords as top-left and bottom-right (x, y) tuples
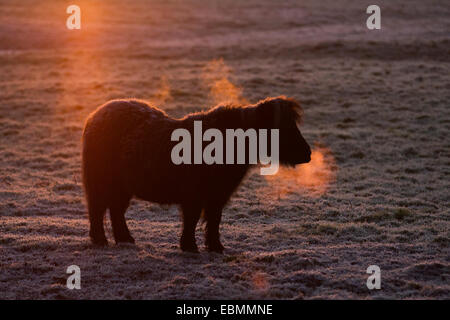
(179, 96), (303, 128)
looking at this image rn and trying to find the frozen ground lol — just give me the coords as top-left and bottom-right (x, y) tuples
(0, 0), (449, 299)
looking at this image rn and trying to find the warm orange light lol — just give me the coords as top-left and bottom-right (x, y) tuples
(210, 77), (246, 105)
(295, 147), (336, 193)
(266, 146), (336, 197)
(149, 75), (172, 106)
(252, 272), (269, 291)
(202, 58), (247, 105)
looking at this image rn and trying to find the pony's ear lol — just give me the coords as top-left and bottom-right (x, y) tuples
(255, 96), (303, 129)
(291, 100), (303, 131)
(255, 97), (283, 128)
(273, 100), (282, 127)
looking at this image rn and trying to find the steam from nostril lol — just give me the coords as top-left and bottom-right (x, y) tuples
(297, 146), (336, 193)
(266, 145), (336, 197)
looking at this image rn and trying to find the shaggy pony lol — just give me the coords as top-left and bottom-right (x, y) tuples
(82, 96), (311, 253)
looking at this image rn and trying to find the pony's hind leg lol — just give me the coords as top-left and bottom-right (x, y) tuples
(88, 199), (108, 246)
(204, 205), (225, 253)
(180, 203), (202, 253)
(110, 194), (134, 244)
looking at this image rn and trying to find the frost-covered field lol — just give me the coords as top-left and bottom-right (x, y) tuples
(0, 0), (449, 299)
